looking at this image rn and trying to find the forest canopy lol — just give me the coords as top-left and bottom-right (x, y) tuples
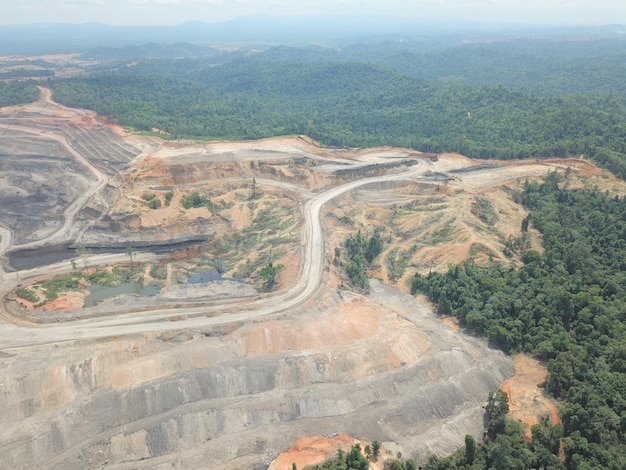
(49, 36), (626, 179)
(412, 172), (626, 468)
(0, 80), (39, 107)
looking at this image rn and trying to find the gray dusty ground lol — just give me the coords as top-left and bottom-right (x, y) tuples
(0, 281), (513, 469)
(0, 129), (92, 244)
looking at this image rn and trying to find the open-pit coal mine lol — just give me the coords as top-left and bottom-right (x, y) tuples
(1, 89), (587, 469)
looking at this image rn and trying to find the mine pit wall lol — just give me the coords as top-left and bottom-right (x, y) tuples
(5, 237), (206, 271)
(0, 326), (513, 469)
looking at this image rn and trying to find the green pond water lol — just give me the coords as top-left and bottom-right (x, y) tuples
(84, 280), (160, 307)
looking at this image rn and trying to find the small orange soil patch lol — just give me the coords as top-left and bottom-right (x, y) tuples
(500, 354), (560, 439)
(274, 250), (301, 291)
(270, 434), (393, 470)
(239, 301), (380, 355)
(441, 316), (460, 331)
(268, 434), (354, 470)
(225, 203), (252, 231)
(40, 291), (86, 311)
(150, 127), (170, 135)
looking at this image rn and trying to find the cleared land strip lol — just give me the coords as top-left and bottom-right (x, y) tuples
(0, 122), (107, 251)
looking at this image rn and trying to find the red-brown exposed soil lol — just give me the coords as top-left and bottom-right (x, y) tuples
(500, 354), (561, 439)
(236, 301), (381, 355)
(268, 434), (354, 470)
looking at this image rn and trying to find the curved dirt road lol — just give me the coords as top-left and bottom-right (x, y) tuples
(1, 89), (432, 349)
(0, 160), (428, 349)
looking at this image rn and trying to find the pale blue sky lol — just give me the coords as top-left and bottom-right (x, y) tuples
(4, 0), (626, 25)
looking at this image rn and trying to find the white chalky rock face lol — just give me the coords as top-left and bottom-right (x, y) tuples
(0, 281), (513, 469)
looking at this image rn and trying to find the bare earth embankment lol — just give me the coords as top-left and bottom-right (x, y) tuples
(0, 90), (620, 469)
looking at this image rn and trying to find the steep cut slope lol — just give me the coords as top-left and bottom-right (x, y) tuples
(0, 282), (512, 469)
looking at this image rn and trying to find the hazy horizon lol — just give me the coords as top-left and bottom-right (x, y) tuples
(2, 0), (625, 27)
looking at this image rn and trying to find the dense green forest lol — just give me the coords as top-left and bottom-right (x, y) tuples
(0, 80), (39, 107)
(248, 38), (626, 95)
(412, 172), (626, 468)
(50, 40), (626, 179)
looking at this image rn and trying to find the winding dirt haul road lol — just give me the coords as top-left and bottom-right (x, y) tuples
(0, 88), (435, 349)
(0, 88), (593, 351)
(0, 153), (427, 349)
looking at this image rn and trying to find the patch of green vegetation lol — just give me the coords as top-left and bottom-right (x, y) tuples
(304, 443), (379, 470)
(147, 198), (161, 209)
(503, 233), (530, 258)
(385, 247), (411, 283)
(215, 202), (296, 281)
(141, 192), (156, 201)
(164, 191), (174, 206)
(180, 191), (214, 212)
(414, 204), (448, 212)
(340, 230), (384, 292)
(34, 275), (81, 302)
(468, 242), (487, 259)
(430, 221), (455, 245)
(234, 258), (255, 279)
(228, 207), (294, 252)
(257, 261), (284, 291)
(337, 215), (353, 226)
(471, 197), (499, 226)
(87, 266), (130, 287)
(149, 264), (167, 280)
(252, 207), (285, 231)
(16, 287), (39, 303)
(249, 177), (261, 200)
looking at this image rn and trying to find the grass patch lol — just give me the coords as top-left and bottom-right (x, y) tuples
(431, 221), (455, 245)
(87, 266), (131, 287)
(16, 287), (39, 303)
(385, 248), (411, 283)
(471, 197), (499, 225)
(337, 215), (353, 226)
(215, 202), (297, 281)
(149, 264), (168, 280)
(34, 275), (82, 302)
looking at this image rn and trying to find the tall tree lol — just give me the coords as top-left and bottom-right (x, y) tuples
(125, 246), (136, 270)
(258, 261), (283, 291)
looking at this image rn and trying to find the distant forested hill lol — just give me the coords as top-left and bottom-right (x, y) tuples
(52, 51), (626, 178)
(0, 80), (40, 107)
(252, 37), (626, 95)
